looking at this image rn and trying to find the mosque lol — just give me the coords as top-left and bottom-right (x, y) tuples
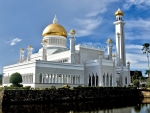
(3, 9), (131, 88)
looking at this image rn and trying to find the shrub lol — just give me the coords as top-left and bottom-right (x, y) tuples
(50, 86), (56, 90)
(62, 85), (70, 89)
(9, 72), (22, 86)
(146, 77), (150, 88)
(23, 86), (31, 90)
(133, 79), (140, 88)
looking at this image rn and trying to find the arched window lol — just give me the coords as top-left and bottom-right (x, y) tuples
(103, 74), (105, 86)
(125, 77), (127, 84)
(92, 74), (95, 86)
(110, 75), (112, 87)
(96, 73), (98, 86)
(89, 74), (91, 86)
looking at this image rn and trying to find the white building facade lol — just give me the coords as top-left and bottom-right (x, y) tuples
(3, 9), (131, 88)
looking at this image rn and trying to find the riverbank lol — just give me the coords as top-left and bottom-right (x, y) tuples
(1, 87), (144, 105)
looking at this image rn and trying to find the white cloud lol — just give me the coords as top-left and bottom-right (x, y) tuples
(74, 17), (103, 37)
(124, 0), (150, 10)
(126, 44), (142, 49)
(126, 44), (149, 70)
(126, 53), (149, 70)
(81, 42), (101, 47)
(63, 0), (119, 37)
(5, 38), (22, 46)
(125, 18), (150, 40)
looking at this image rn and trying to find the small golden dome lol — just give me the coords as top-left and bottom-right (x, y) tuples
(28, 45), (32, 49)
(116, 32), (120, 35)
(99, 51), (103, 55)
(20, 48), (24, 52)
(112, 54), (116, 57)
(70, 29), (76, 34)
(115, 8), (124, 16)
(106, 38), (113, 43)
(127, 61), (130, 64)
(42, 40), (47, 43)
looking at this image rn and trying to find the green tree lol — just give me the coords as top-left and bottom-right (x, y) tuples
(133, 79), (140, 88)
(142, 43), (150, 77)
(145, 70), (150, 77)
(146, 77), (150, 88)
(131, 70), (140, 83)
(9, 72), (22, 86)
(134, 70), (139, 79)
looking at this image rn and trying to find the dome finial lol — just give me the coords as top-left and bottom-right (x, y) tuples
(53, 14), (58, 24)
(115, 8), (124, 16)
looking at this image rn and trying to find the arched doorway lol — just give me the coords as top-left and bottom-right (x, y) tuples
(88, 74), (91, 86)
(92, 74), (95, 86)
(96, 74), (98, 86)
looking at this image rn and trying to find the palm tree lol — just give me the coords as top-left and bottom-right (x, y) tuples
(145, 70), (150, 77)
(142, 43), (150, 77)
(134, 70), (139, 79)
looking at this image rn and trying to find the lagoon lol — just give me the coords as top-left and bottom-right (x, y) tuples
(1, 98), (150, 113)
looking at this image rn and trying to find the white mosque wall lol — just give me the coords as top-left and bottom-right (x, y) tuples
(35, 60), (84, 85)
(84, 59), (115, 87)
(3, 60), (36, 87)
(77, 45), (104, 64)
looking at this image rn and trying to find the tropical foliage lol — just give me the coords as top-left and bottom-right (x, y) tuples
(146, 77), (150, 88)
(142, 43), (150, 77)
(133, 79), (140, 88)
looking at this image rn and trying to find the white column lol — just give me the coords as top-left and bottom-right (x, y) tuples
(95, 75), (96, 86)
(69, 30), (76, 64)
(62, 75), (64, 83)
(91, 76), (92, 86)
(66, 75), (68, 83)
(108, 75), (110, 87)
(42, 40), (48, 61)
(99, 54), (103, 86)
(71, 76), (72, 84)
(27, 46), (33, 61)
(53, 74), (55, 83)
(105, 76), (107, 87)
(42, 74), (43, 83)
(79, 75), (80, 84)
(121, 61), (125, 86)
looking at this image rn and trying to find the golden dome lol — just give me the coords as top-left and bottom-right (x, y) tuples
(42, 15), (67, 38)
(115, 8), (124, 16)
(106, 38), (113, 43)
(70, 29), (76, 34)
(127, 61), (130, 64)
(42, 39), (47, 44)
(20, 48), (24, 52)
(28, 45), (32, 49)
(42, 23), (67, 38)
(112, 54), (116, 57)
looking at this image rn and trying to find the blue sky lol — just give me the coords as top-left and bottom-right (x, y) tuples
(0, 0), (150, 76)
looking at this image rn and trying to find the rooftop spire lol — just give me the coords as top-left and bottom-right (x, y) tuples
(53, 14), (58, 24)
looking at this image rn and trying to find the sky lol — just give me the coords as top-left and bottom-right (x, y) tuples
(0, 0), (150, 76)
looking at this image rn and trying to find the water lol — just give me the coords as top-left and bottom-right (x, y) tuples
(1, 98), (150, 113)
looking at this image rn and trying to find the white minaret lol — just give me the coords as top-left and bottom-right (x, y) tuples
(27, 45), (33, 61)
(69, 30), (76, 64)
(20, 48), (25, 63)
(106, 38), (113, 60)
(42, 40), (48, 61)
(114, 8), (126, 66)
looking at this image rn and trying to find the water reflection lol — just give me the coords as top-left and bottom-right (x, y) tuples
(2, 99), (150, 113)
